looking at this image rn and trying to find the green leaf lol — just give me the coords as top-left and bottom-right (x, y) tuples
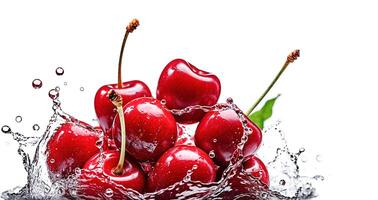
(248, 94), (280, 129)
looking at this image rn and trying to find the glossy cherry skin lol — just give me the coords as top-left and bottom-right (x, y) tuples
(215, 156), (269, 199)
(113, 97), (178, 162)
(94, 81), (152, 137)
(156, 59), (221, 124)
(195, 109), (262, 167)
(77, 150), (145, 199)
(47, 121), (105, 180)
(146, 145), (217, 196)
(243, 155), (269, 186)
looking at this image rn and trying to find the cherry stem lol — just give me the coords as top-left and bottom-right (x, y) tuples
(245, 50), (300, 116)
(108, 90), (126, 175)
(117, 19), (140, 88)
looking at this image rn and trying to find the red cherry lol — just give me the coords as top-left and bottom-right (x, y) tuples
(77, 150), (145, 199)
(146, 145), (217, 195)
(156, 59), (221, 124)
(47, 121), (105, 179)
(195, 109), (262, 167)
(243, 155), (269, 186)
(94, 19), (152, 137)
(94, 81), (151, 136)
(113, 97), (178, 161)
(215, 156), (269, 199)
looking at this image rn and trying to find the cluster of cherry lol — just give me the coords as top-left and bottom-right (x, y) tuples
(46, 19), (299, 199)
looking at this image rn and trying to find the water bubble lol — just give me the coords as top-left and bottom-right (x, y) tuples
(192, 164), (198, 170)
(15, 116), (22, 123)
(212, 138), (217, 143)
(299, 147), (305, 153)
(279, 179), (286, 185)
(226, 97), (234, 104)
(32, 124), (40, 131)
(55, 67), (64, 76)
(50, 159), (55, 163)
(1, 125), (11, 134)
(32, 79), (43, 89)
(48, 89), (59, 100)
(209, 150), (215, 158)
(160, 99), (167, 105)
(55, 86), (60, 92)
(104, 188), (113, 197)
(80, 87), (84, 91)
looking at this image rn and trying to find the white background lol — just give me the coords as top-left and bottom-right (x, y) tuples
(0, 0), (377, 199)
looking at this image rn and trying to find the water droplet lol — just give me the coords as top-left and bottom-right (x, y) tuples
(56, 67), (64, 76)
(104, 188), (113, 197)
(192, 164), (198, 170)
(258, 170), (263, 178)
(95, 140), (103, 148)
(279, 179), (286, 185)
(226, 97), (233, 104)
(212, 138), (217, 143)
(301, 156), (307, 163)
(50, 159), (55, 163)
(57, 187), (64, 195)
(299, 147), (305, 153)
(183, 175), (191, 182)
(160, 99), (166, 105)
(55, 86), (60, 92)
(80, 87), (84, 91)
(1, 125), (11, 134)
(209, 150), (215, 158)
(32, 79), (43, 89)
(75, 167), (81, 175)
(313, 175), (324, 181)
(316, 154), (322, 162)
(48, 89), (59, 100)
(70, 190), (77, 196)
(32, 124), (40, 131)
(260, 192), (268, 198)
(15, 116), (22, 123)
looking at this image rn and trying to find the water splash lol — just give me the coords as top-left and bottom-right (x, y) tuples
(1, 91), (323, 199)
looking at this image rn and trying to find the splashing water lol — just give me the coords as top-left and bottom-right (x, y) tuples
(1, 88), (323, 199)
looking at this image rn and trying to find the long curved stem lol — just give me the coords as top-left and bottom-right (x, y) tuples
(117, 31), (130, 88)
(108, 90), (126, 175)
(117, 19), (140, 88)
(245, 50), (300, 116)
